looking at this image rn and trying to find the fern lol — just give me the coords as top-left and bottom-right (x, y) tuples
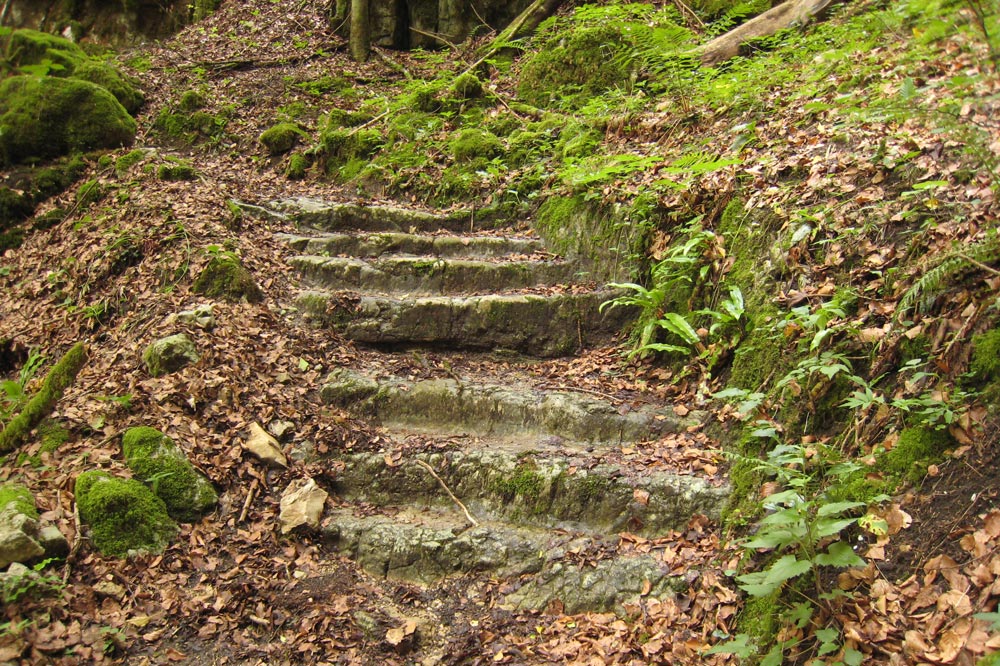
(898, 233), (1000, 316)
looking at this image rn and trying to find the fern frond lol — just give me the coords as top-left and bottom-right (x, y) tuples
(898, 233), (1000, 316)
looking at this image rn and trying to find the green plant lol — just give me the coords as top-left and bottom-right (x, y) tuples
(1, 349), (44, 420)
(899, 232), (1000, 317)
(1, 558), (64, 604)
(709, 440), (883, 665)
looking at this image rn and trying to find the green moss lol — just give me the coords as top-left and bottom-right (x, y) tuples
(74, 470), (177, 557)
(403, 81), (444, 113)
(192, 256), (264, 303)
(971, 328), (1000, 383)
(38, 422), (69, 455)
(115, 149), (147, 176)
(4, 29), (86, 75)
(142, 334), (199, 377)
(0, 76), (136, 166)
(121, 426), (218, 522)
(32, 208), (65, 231)
(450, 128), (502, 163)
(75, 179), (104, 207)
(152, 108), (227, 145)
(518, 24), (632, 107)
(71, 61), (144, 114)
(190, 0), (220, 21)
(494, 465), (544, 503)
(259, 122), (308, 155)
(0, 483), (38, 519)
(318, 127), (384, 179)
(32, 154), (87, 200)
(0, 342), (87, 455)
(0, 229), (26, 252)
(323, 107), (372, 129)
(157, 161), (198, 181)
(734, 591), (781, 653)
(880, 427), (952, 483)
(285, 153), (309, 180)
(178, 89), (207, 112)
(450, 72), (484, 100)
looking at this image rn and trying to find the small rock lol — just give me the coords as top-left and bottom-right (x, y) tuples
(93, 579), (127, 600)
(279, 477), (327, 534)
(142, 333), (200, 377)
(244, 422), (288, 467)
(6, 562), (29, 577)
(36, 525), (69, 558)
(173, 304), (215, 329)
(267, 420), (295, 441)
(0, 506), (43, 568)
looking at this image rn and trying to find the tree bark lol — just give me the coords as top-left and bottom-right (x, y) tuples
(696, 0), (840, 66)
(350, 0), (370, 63)
(471, 0), (563, 67)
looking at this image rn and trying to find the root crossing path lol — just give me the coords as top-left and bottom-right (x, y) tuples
(256, 196), (730, 646)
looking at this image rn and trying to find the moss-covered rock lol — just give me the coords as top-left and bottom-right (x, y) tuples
(4, 29), (86, 75)
(142, 333), (200, 377)
(880, 427), (952, 483)
(32, 154), (88, 200)
(260, 122), (308, 156)
(450, 128), (502, 163)
(0, 76), (136, 166)
(0, 483), (38, 520)
(450, 72), (484, 101)
(192, 255), (264, 303)
(74, 470), (177, 557)
(317, 127), (384, 178)
(157, 161), (198, 181)
(121, 427), (217, 522)
(285, 153), (309, 180)
(71, 61), (145, 114)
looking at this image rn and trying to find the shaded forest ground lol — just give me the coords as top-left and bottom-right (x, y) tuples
(1, 0), (1000, 663)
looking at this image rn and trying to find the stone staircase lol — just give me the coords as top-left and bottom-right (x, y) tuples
(259, 197), (729, 614)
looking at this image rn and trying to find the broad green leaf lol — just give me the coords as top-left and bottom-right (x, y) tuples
(761, 642), (786, 666)
(843, 648), (864, 666)
(815, 541), (865, 568)
(817, 500), (865, 517)
(658, 312), (701, 345)
(736, 554), (811, 596)
(703, 633), (756, 657)
(815, 517), (859, 539)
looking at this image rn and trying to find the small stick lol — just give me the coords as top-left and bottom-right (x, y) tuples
(956, 252), (1000, 277)
(413, 459), (478, 527)
(537, 383), (624, 404)
(239, 479), (258, 523)
(63, 500), (83, 585)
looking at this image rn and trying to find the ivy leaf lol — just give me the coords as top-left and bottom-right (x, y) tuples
(814, 541), (865, 568)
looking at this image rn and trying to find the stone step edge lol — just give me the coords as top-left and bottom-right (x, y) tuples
(253, 197), (481, 233)
(323, 448), (729, 537)
(321, 505), (688, 614)
(277, 231), (547, 259)
(321, 369), (681, 445)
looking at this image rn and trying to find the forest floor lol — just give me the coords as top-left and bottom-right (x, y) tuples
(1, 0), (1000, 664)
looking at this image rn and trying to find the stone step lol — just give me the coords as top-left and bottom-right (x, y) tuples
(289, 255), (585, 296)
(298, 290), (635, 357)
(325, 447), (728, 536)
(278, 231), (545, 259)
(259, 197), (478, 233)
(322, 505), (686, 614)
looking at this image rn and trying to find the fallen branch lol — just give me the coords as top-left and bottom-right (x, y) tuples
(239, 479), (259, 523)
(413, 459), (479, 527)
(0, 342), (88, 454)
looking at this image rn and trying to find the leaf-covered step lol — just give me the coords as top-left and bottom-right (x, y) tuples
(326, 448), (728, 536)
(297, 289), (635, 356)
(259, 197), (478, 233)
(279, 230), (545, 259)
(321, 369), (684, 445)
(323, 506), (686, 613)
(289, 255), (583, 296)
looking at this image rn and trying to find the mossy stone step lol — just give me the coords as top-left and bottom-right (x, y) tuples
(323, 506), (685, 613)
(298, 289), (634, 357)
(279, 231), (544, 259)
(261, 197), (477, 233)
(289, 255), (583, 296)
(326, 448), (728, 536)
(322, 369), (684, 445)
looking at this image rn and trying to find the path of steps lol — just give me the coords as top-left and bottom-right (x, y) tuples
(257, 197), (729, 615)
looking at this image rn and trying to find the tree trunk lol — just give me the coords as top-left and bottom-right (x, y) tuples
(350, 0), (370, 63)
(331, 0), (350, 35)
(696, 0), (840, 66)
(471, 0), (563, 66)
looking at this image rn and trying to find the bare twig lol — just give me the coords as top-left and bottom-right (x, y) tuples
(239, 478), (259, 523)
(63, 500), (84, 585)
(413, 459), (479, 527)
(955, 252), (1000, 277)
(537, 383), (625, 404)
